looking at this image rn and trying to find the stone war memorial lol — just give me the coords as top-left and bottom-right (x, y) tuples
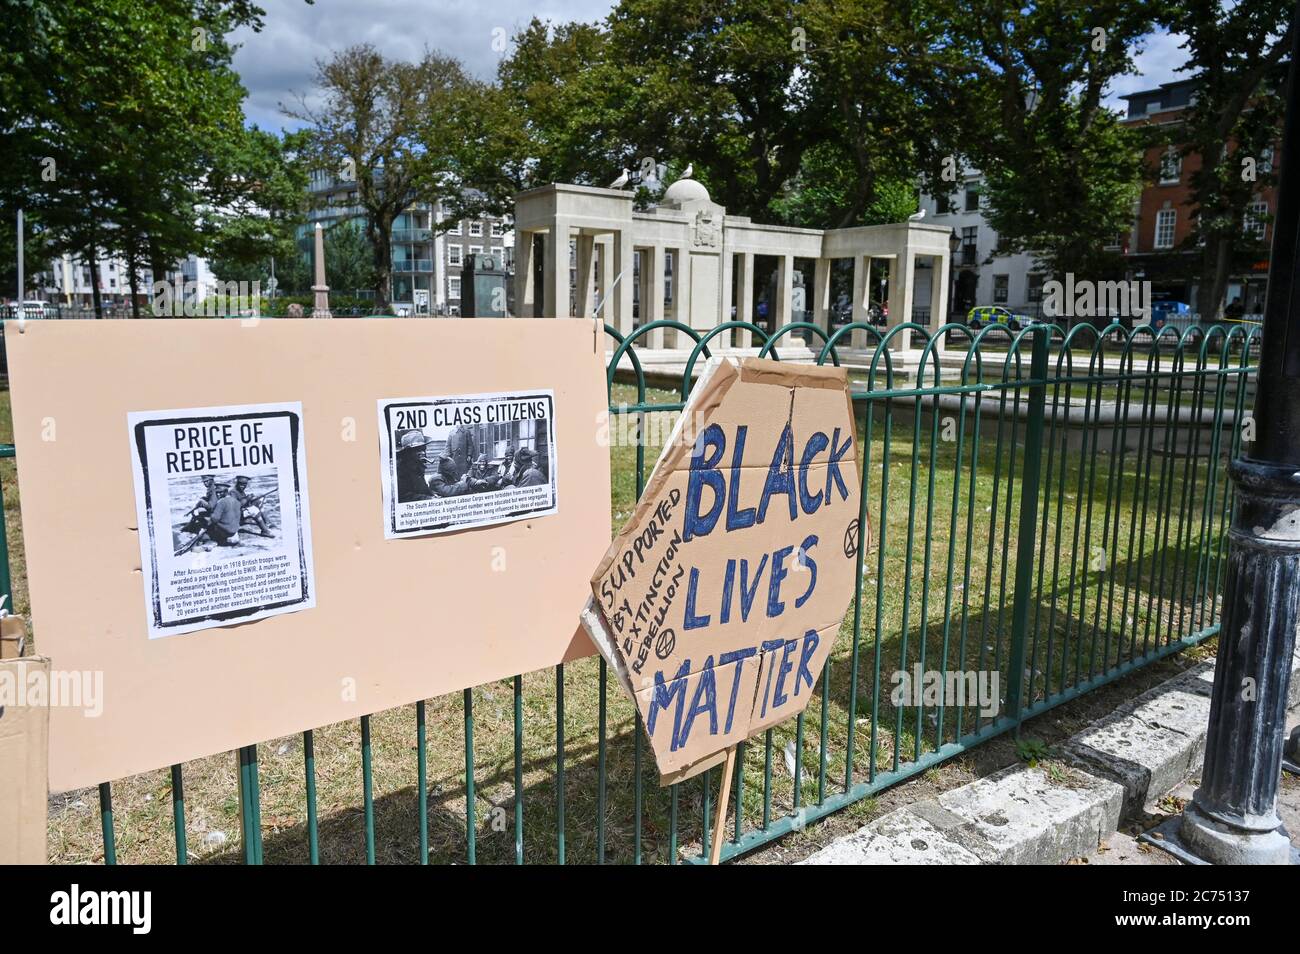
(511, 175), (955, 358)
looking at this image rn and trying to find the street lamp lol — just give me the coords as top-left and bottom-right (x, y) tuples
(1172, 1), (1300, 865)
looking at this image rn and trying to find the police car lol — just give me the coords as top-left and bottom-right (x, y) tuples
(967, 305), (1030, 331)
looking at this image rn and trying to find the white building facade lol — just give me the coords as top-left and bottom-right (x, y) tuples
(306, 171), (514, 315)
(917, 169), (1044, 320)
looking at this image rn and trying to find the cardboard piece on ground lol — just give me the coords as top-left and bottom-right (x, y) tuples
(0, 655), (49, 863)
(584, 356), (866, 784)
(6, 318), (610, 790)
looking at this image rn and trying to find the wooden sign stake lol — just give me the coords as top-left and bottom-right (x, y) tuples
(708, 744), (738, 865)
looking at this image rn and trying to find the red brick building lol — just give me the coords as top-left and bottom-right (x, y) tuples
(1120, 78), (1278, 318)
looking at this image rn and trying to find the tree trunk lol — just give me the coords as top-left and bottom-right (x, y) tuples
(126, 245), (140, 319)
(88, 249), (103, 319)
(148, 239), (169, 316)
(373, 227), (392, 312)
(1195, 236), (1233, 323)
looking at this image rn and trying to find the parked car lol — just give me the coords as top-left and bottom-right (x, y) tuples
(20, 300), (52, 318)
(967, 305), (1029, 331)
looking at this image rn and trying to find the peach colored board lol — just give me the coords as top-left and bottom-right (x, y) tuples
(586, 357), (866, 783)
(6, 318), (610, 791)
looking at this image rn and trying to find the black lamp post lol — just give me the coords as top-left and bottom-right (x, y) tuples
(1176, 1), (1300, 864)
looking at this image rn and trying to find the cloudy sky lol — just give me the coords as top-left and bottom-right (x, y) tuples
(232, 0), (1192, 131)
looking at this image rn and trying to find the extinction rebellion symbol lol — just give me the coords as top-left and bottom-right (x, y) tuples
(844, 519), (861, 559)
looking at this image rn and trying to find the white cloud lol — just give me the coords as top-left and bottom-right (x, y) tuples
(232, 0), (613, 130)
(232, 9), (1196, 131)
(1105, 29), (1193, 111)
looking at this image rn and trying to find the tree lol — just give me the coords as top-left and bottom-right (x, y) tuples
(319, 221), (378, 297)
(0, 0), (300, 315)
(285, 45), (480, 311)
(1165, 0), (1292, 320)
(931, 0), (1156, 280)
(207, 128), (313, 290)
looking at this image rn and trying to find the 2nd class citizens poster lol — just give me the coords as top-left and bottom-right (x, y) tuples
(128, 401), (316, 639)
(377, 389), (557, 538)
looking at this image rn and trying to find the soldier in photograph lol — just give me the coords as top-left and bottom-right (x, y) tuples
(179, 474), (219, 533)
(205, 482), (244, 547)
(233, 475), (276, 537)
(395, 430), (434, 502)
(497, 445), (516, 486)
(468, 452), (500, 492)
(514, 447), (546, 487)
(429, 453), (471, 497)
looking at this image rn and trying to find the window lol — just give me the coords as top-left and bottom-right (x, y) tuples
(448, 245), (463, 266)
(1260, 146), (1274, 174)
(1154, 208), (1177, 249)
(449, 221), (462, 235)
(1244, 201), (1269, 241)
(490, 222), (504, 238)
(664, 251), (674, 305)
(964, 187), (980, 212)
(960, 226), (978, 265)
(490, 247), (502, 263)
(469, 221), (483, 237)
(1027, 274), (1044, 303)
(469, 245), (482, 258)
(993, 275), (1009, 303)
(449, 277), (461, 299)
(935, 193), (951, 215)
(1159, 148), (1182, 185)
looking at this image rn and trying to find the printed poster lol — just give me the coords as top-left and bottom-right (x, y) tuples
(377, 390), (557, 538)
(128, 401), (316, 639)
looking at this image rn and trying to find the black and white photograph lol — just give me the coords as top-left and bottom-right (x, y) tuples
(168, 468), (280, 559)
(128, 402), (316, 639)
(377, 390), (557, 537)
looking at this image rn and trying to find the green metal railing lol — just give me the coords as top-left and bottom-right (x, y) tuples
(3, 319), (1258, 864)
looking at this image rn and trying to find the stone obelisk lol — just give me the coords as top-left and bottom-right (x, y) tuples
(310, 222), (332, 318)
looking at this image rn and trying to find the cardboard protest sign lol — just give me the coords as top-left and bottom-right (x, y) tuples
(377, 390), (557, 537)
(0, 655), (49, 863)
(584, 357), (864, 783)
(6, 318), (609, 790)
(128, 402), (315, 638)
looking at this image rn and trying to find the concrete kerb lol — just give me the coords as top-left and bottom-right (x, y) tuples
(802, 646), (1300, 865)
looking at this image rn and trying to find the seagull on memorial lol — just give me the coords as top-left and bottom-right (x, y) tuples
(908, 208), (926, 220)
(681, 162), (694, 179)
(609, 168), (630, 188)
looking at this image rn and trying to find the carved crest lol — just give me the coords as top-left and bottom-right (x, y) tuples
(693, 209), (720, 249)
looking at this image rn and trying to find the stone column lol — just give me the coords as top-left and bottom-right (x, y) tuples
(670, 247), (690, 350)
(310, 223), (331, 318)
(929, 252), (950, 354)
(775, 254), (794, 329)
(514, 230), (534, 318)
(598, 237), (614, 321)
(574, 234), (595, 318)
(887, 249), (915, 353)
(647, 244), (666, 350)
(615, 229), (635, 337)
(720, 249), (735, 347)
(813, 258), (832, 338)
(543, 220), (570, 318)
(851, 255), (869, 349)
(736, 252), (754, 351)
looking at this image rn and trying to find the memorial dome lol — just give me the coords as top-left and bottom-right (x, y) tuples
(663, 177), (710, 204)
